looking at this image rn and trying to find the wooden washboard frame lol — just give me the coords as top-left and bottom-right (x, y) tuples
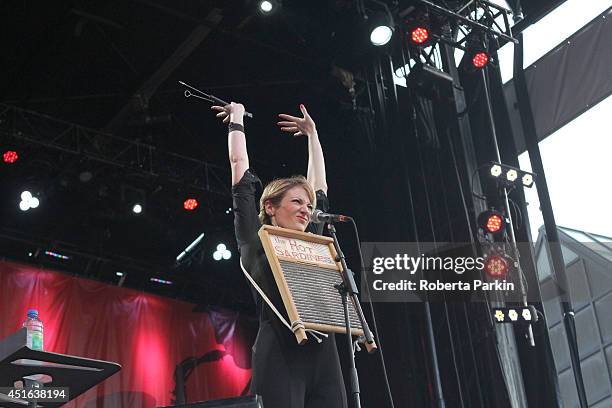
(258, 224), (364, 345)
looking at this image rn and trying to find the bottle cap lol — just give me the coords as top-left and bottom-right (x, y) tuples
(27, 309), (39, 318)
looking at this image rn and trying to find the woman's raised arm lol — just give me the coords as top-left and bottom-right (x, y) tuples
(212, 102), (249, 186)
(277, 104), (328, 194)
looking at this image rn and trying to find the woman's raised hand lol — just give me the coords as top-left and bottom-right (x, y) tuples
(277, 104), (317, 137)
(211, 102), (245, 124)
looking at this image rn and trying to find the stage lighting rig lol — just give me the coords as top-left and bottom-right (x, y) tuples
(131, 204), (142, 214)
(478, 209), (506, 235)
(399, 0), (517, 55)
(487, 162), (536, 188)
(401, 9), (437, 48)
(371, 24), (394, 46)
(493, 306), (538, 324)
(183, 198), (199, 211)
(483, 253), (511, 278)
(410, 26), (429, 45)
(213, 243), (232, 261)
(471, 50), (490, 68)
(19, 191), (40, 211)
(368, 8), (395, 46)
(3, 150), (19, 164)
(258, 0), (280, 15)
(481, 242), (516, 279)
(462, 33), (494, 70)
(365, 1), (396, 47)
(122, 185), (146, 215)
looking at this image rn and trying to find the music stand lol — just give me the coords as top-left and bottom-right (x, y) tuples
(0, 328), (121, 407)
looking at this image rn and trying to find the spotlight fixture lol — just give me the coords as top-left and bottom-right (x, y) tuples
(258, 0), (280, 15)
(371, 25), (394, 46)
(478, 209), (506, 234)
(521, 173), (534, 188)
(410, 26), (429, 45)
(471, 51), (490, 69)
(183, 198), (199, 211)
(493, 306), (538, 324)
(3, 150), (19, 164)
(122, 185), (146, 214)
(483, 254), (511, 278)
(465, 36), (492, 70)
(490, 164), (502, 177)
(213, 243), (232, 261)
(405, 11), (432, 47)
(260, 1), (272, 12)
(19, 191), (40, 211)
(487, 162), (536, 188)
(506, 169), (518, 182)
(369, 11), (395, 46)
(400, 9), (440, 48)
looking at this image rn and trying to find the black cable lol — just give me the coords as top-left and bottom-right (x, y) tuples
(470, 165), (488, 201)
(349, 217), (396, 408)
(457, 79), (483, 117)
(507, 197), (523, 230)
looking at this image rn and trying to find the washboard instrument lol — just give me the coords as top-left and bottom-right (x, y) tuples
(258, 225), (365, 345)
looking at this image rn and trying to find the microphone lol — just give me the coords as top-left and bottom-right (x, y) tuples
(311, 209), (350, 224)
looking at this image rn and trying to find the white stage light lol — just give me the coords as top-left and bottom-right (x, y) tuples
(370, 26), (393, 46)
(490, 164), (502, 177)
(259, 1), (273, 13)
(19, 191), (40, 211)
(213, 243), (232, 261)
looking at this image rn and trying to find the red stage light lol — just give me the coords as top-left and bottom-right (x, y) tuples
(478, 210), (505, 235)
(485, 214), (503, 233)
(484, 255), (509, 278)
(3, 150), (18, 164)
(183, 198), (199, 211)
(472, 52), (489, 69)
(411, 27), (429, 45)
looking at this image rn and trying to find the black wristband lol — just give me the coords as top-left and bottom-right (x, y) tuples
(228, 122), (245, 133)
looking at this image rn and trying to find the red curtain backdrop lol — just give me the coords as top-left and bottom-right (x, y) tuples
(0, 260), (253, 407)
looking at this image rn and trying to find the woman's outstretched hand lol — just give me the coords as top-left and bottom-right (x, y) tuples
(277, 104), (317, 137)
(211, 102), (245, 124)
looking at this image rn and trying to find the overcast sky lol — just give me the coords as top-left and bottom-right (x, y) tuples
(518, 94), (612, 240)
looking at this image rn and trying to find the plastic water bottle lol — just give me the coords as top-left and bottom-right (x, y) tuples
(23, 309), (44, 351)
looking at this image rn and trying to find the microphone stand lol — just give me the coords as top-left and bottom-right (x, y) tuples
(326, 222), (377, 408)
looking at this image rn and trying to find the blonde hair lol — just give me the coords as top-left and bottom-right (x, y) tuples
(259, 176), (316, 225)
